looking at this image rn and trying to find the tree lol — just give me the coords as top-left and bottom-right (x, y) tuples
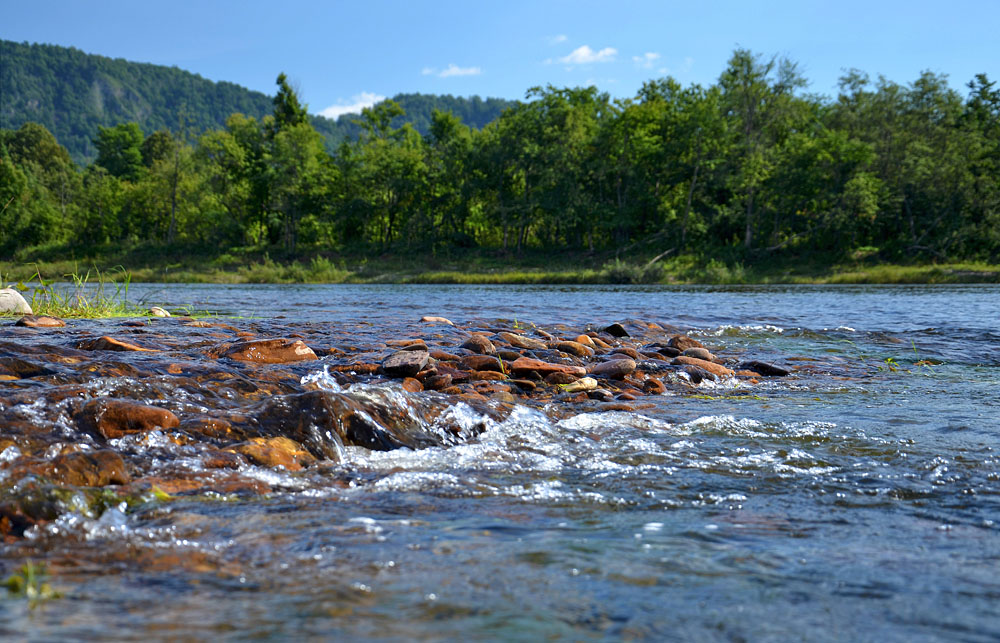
(94, 123), (144, 181)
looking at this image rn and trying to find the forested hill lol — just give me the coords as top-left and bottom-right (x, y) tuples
(0, 40), (516, 163)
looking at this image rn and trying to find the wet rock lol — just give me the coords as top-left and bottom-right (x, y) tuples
(575, 334), (596, 348)
(589, 358), (637, 379)
(545, 371), (579, 385)
(672, 356), (734, 378)
(78, 336), (156, 352)
(611, 346), (640, 360)
(642, 377), (667, 394)
(552, 341), (594, 358)
(210, 338), (317, 364)
(497, 349), (523, 362)
(562, 377), (598, 393)
(683, 365), (717, 384)
(682, 347), (715, 361)
(739, 360), (791, 377)
(397, 341), (429, 352)
(656, 345), (680, 358)
(0, 288), (31, 315)
(509, 357), (586, 379)
(127, 472), (271, 497)
(616, 392), (638, 401)
(497, 331), (547, 351)
(668, 334), (705, 352)
(423, 374), (453, 390)
(226, 436), (316, 471)
(603, 322), (629, 338)
(459, 354), (503, 372)
(510, 379), (537, 392)
(420, 316), (454, 325)
(10, 450), (131, 486)
(381, 350), (429, 377)
(401, 377), (424, 393)
(78, 398), (181, 440)
(14, 315), (65, 328)
(149, 307), (171, 317)
(460, 335), (496, 355)
(590, 336), (612, 350)
(0, 357), (56, 379)
(430, 350), (460, 361)
(588, 389), (615, 402)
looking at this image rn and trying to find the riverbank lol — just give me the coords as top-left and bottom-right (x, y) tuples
(3, 246), (999, 285)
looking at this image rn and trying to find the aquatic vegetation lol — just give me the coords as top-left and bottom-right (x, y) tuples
(3, 266), (147, 318)
(3, 561), (60, 606)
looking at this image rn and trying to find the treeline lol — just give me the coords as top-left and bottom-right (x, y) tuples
(0, 40), (516, 164)
(2, 49), (999, 266)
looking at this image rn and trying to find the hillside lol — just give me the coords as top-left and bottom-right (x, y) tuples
(0, 40), (517, 163)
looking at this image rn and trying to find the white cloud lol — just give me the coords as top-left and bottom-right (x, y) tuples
(632, 52), (661, 69)
(421, 67), (436, 76)
(317, 92), (386, 119)
(439, 63), (482, 78)
(548, 34), (568, 45)
(556, 45), (617, 65)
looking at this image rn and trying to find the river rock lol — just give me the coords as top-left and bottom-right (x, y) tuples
(381, 350), (429, 377)
(149, 307), (171, 317)
(682, 347), (716, 361)
(0, 288), (32, 315)
(552, 341), (594, 358)
(78, 336), (156, 352)
(459, 354), (504, 372)
(668, 334), (705, 352)
(683, 365), (717, 384)
(497, 331), (547, 351)
(420, 315), (454, 325)
(672, 356), (734, 378)
(611, 346), (640, 360)
(226, 436), (316, 471)
(642, 377), (667, 394)
(603, 323), (629, 338)
(561, 376), (598, 393)
(460, 335), (496, 355)
(10, 450), (131, 486)
(657, 345), (681, 358)
(739, 360), (791, 377)
(545, 371), (579, 385)
(211, 338), (317, 364)
(588, 388), (615, 402)
(497, 349), (523, 362)
(575, 334), (596, 347)
(589, 357), (636, 379)
(508, 357), (587, 379)
(15, 315), (65, 328)
(79, 398), (181, 440)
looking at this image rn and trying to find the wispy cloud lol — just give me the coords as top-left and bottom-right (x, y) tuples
(554, 45), (617, 65)
(632, 52), (661, 69)
(548, 34), (568, 45)
(317, 92), (386, 119)
(421, 64), (483, 78)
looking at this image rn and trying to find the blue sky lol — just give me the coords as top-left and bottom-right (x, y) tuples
(3, 0), (998, 118)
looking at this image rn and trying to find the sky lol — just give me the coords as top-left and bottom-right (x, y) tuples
(3, 0), (998, 119)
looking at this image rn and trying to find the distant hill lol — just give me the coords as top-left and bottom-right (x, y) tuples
(0, 40), (517, 163)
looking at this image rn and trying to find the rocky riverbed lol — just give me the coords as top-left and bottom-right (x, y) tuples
(0, 311), (792, 540)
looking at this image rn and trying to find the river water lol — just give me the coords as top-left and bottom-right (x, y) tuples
(1, 284), (998, 640)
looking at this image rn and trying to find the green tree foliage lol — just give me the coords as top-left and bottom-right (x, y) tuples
(2, 49), (998, 267)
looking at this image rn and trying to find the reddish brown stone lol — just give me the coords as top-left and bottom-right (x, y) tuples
(225, 437), (316, 471)
(401, 377), (424, 393)
(545, 371), (579, 385)
(668, 334), (705, 352)
(497, 331), (547, 351)
(209, 338), (317, 364)
(589, 358), (637, 379)
(459, 354), (503, 372)
(15, 315), (65, 328)
(509, 357), (586, 378)
(643, 377), (667, 394)
(552, 341), (594, 358)
(79, 398), (180, 440)
(10, 450), (130, 486)
(423, 374), (453, 390)
(460, 334), (496, 355)
(78, 336), (156, 352)
(672, 356), (734, 378)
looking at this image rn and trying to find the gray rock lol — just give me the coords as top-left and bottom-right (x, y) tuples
(739, 360), (790, 377)
(589, 357), (636, 379)
(682, 347), (715, 361)
(0, 288), (32, 315)
(381, 350), (429, 377)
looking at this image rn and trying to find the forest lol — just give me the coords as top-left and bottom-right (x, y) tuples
(2, 48), (999, 281)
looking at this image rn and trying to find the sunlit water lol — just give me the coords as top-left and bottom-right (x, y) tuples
(2, 284), (998, 640)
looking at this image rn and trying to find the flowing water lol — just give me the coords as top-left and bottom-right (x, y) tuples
(1, 284), (998, 640)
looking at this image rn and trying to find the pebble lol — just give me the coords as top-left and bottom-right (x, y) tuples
(682, 347), (715, 361)
(561, 377), (598, 393)
(149, 306), (171, 317)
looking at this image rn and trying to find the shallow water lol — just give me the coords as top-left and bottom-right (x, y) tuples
(2, 284), (999, 640)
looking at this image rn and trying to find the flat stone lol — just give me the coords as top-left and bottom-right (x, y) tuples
(589, 357), (636, 379)
(15, 315), (65, 328)
(509, 357), (587, 378)
(545, 371), (579, 385)
(561, 376), (598, 393)
(739, 361), (791, 377)
(497, 331), (547, 351)
(210, 338), (317, 364)
(79, 398), (180, 440)
(672, 356), (734, 378)
(381, 350), (429, 377)
(459, 354), (504, 372)
(78, 336), (156, 352)
(552, 340), (594, 357)
(0, 288), (32, 315)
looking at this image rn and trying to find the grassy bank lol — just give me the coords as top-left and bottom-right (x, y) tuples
(3, 244), (999, 286)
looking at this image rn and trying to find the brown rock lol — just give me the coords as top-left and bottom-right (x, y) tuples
(672, 356), (734, 378)
(80, 399), (180, 439)
(497, 331), (547, 351)
(226, 437), (316, 471)
(552, 341), (594, 358)
(423, 374), (453, 390)
(510, 379), (537, 392)
(683, 365), (716, 384)
(460, 335), (496, 355)
(381, 350), (429, 377)
(590, 336), (612, 350)
(0, 357), (55, 379)
(78, 336), (156, 352)
(210, 338), (317, 364)
(430, 350), (460, 361)
(401, 377), (424, 393)
(668, 334), (705, 352)
(420, 316), (454, 325)
(643, 377), (667, 394)
(739, 361), (791, 377)
(575, 334), (596, 347)
(15, 315), (65, 328)
(682, 347), (716, 361)
(545, 371), (579, 385)
(13, 450), (130, 486)
(611, 346), (640, 359)
(469, 370), (508, 381)
(497, 349), (523, 361)
(459, 354), (503, 372)
(509, 357), (587, 378)
(657, 345), (681, 358)
(589, 358), (637, 379)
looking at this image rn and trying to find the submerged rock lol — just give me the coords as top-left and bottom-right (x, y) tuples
(15, 315), (65, 328)
(8, 450), (131, 486)
(210, 338), (317, 364)
(77, 398), (180, 440)
(672, 356), (734, 378)
(739, 360), (791, 377)
(78, 336), (156, 352)
(0, 288), (32, 315)
(226, 436), (316, 470)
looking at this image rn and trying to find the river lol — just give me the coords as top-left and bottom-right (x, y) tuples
(1, 284), (998, 640)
